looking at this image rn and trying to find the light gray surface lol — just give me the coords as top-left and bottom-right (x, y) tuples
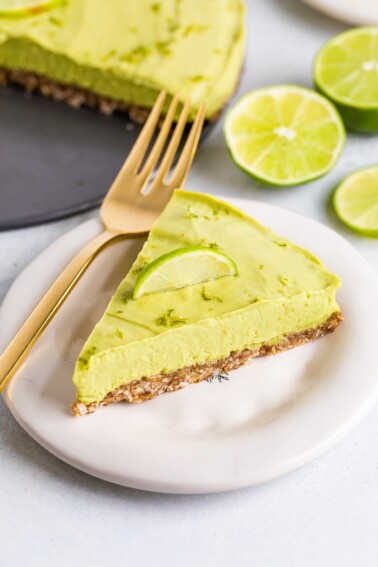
(1, 1), (378, 565)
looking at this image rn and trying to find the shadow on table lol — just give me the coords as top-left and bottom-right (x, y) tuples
(0, 396), (297, 505)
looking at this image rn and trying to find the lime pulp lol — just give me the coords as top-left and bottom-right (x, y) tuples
(224, 85), (345, 187)
(314, 27), (378, 134)
(333, 165), (378, 237)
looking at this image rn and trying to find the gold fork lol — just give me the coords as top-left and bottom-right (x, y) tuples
(0, 91), (206, 392)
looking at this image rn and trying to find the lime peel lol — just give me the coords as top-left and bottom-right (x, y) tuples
(0, 0), (64, 17)
(133, 246), (238, 299)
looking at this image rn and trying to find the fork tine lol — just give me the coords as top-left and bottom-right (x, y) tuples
(151, 98), (192, 187)
(169, 104), (206, 187)
(120, 90), (167, 174)
(152, 103), (206, 191)
(137, 93), (181, 190)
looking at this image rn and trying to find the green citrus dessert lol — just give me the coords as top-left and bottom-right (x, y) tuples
(72, 190), (342, 415)
(224, 85), (345, 187)
(0, 0), (246, 120)
(314, 27), (378, 134)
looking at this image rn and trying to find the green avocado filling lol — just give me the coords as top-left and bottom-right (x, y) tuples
(0, 0), (246, 118)
(73, 190), (341, 404)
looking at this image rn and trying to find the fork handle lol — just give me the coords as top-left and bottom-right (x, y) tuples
(0, 229), (121, 393)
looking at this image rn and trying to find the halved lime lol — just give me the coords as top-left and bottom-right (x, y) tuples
(333, 165), (378, 237)
(314, 27), (378, 134)
(224, 85), (345, 187)
(0, 0), (64, 17)
(133, 246), (238, 299)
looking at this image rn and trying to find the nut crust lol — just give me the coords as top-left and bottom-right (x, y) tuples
(0, 67), (223, 123)
(72, 311), (343, 416)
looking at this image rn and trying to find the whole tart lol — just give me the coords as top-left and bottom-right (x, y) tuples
(0, 0), (246, 120)
(72, 190), (342, 415)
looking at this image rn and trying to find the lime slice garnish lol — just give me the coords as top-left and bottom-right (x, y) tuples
(133, 246), (238, 299)
(0, 0), (64, 17)
(314, 27), (378, 133)
(333, 165), (378, 237)
(224, 85), (345, 187)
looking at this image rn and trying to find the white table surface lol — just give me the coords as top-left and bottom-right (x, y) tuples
(1, 1), (378, 565)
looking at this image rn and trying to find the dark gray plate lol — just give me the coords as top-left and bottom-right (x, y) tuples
(0, 84), (212, 231)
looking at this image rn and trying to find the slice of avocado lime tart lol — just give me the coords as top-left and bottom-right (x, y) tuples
(72, 190), (342, 415)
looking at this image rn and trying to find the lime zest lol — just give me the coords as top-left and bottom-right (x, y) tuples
(200, 287), (223, 303)
(156, 309), (188, 327)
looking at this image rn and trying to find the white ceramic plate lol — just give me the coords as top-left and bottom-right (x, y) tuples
(300, 0), (378, 25)
(1, 197), (378, 494)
